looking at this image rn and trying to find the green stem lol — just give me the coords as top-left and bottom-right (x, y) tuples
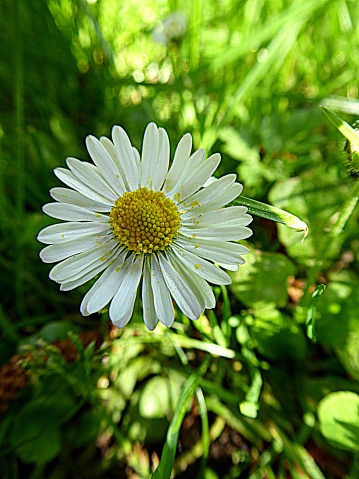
(14, 0), (26, 316)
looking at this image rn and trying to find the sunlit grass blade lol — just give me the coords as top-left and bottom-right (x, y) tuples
(208, 310), (228, 348)
(120, 331), (239, 360)
(206, 396), (272, 444)
(233, 196), (308, 238)
(196, 387), (209, 477)
(320, 105), (359, 148)
(321, 96), (359, 115)
(209, 0), (331, 70)
(152, 373), (201, 479)
(306, 284), (326, 342)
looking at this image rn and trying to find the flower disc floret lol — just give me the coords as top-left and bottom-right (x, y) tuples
(110, 187), (181, 255)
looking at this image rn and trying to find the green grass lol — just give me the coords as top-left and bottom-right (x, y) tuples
(1, 0), (359, 478)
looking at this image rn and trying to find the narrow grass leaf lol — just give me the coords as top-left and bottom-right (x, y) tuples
(152, 373), (201, 479)
(196, 387), (209, 477)
(306, 284), (326, 341)
(320, 106), (359, 148)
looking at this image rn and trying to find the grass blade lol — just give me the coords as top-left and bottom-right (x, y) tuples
(151, 373), (201, 479)
(306, 284), (326, 342)
(320, 105), (359, 148)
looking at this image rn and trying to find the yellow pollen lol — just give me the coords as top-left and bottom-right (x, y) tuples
(109, 187), (181, 255)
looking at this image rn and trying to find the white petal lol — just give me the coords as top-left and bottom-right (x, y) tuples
(37, 221), (110, 244)
(172, 153), (221, 203)
(39, 232), (111, 263)
(214, 215), (253, 227)
(180, 225), (253, 241)
(142, 258), (159, 331)
(86, 135), (125, 194)
(151, 128), (170, 192)
(171, 243), (231, 285)
(60, 252), (117, 291)
(178, 174), (237, 211)
(175, 236), (245, 266)
(178, 236), (250, 256)
(42, 203), (109, 222)
(132, 146), (141, 176)
(50, 187), (111, 212)
(158, 254), (202, 320)
(81, 250), (128, 315)
(203, 176), (217, 187)
(140, 123), (159, 188)
(100, 136), (129, 188)
(150, 255), (174, 327)
(168, 250), (215, 309)
(181, 183), (243, 216)
(109, 255), (144, 327)
(49, 241), (118, 283)
(168, 149), (205, 201)
(54, 168), (113, 205)
(66, 158), (117, 202)
(163, 133), (192, 194)
(216, 262), (240, 271)
(181, 206), (248, 227)
(112, 125), (139, 191)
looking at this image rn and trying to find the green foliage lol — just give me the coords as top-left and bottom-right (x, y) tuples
(318, 391), (359, 452)
(230, 249), (295, 307)
(1, 0), (359, 478)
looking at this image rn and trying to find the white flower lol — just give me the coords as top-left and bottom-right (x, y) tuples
(37, 123), (252, 330)
(152, 12), (187, 44)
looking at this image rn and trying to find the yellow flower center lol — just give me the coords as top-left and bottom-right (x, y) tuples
(110, 187), (181, 255)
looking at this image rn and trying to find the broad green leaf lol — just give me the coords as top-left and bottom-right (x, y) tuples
(318, 391), (359, 452)
(9, 401), (63, 464)
(69, 410), (101, 448)
(16, 428), (61, 465)
(139, 372), (185, 419)
(315, 275), (359, 347)
(268, 167), (356, 261)
(230, 249), (295, 307)
(117, 356), (161, 398)
(250, 306), (307, 361)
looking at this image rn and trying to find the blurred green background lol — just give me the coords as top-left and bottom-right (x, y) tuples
(1, 0), (359, 478)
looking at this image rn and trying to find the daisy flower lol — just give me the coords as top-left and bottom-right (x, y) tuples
(37, 123), (252, 330)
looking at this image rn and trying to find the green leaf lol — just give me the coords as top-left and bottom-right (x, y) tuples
(250, 306), (307, 361)
(9, 401), (62, 464)
(230, 249), (295, 308)
(9, 386), (81, 463)
(139, 373), (185, 419)
(233, 196), (308, 237)
(268, 167), (356, 261)
(152, 373), (201, 479)
(320, 106), (359, 148)
(318, 391), (359, 452)
(306, 284), (326, 341)
(315, 276), (359, 347)
(70, 410), (101, 448)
